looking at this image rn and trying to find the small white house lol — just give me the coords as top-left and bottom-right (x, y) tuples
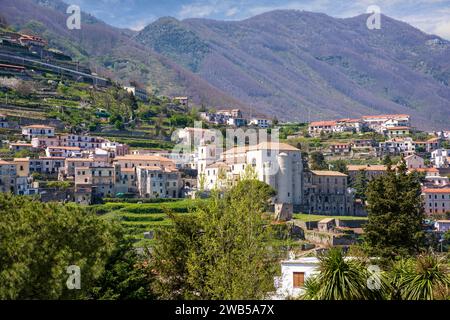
(435, 220), (450, 233)
(274, 257), (319, 299)
(249, 118), (272, 128)
(22, 125), (55, 139)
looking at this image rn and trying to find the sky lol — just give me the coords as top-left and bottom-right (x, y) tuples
(67, 0), (450, 39)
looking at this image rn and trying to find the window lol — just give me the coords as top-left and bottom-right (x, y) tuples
(293, 272), (305, 288)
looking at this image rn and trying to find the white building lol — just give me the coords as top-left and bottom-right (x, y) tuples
(124, 86), (148, 102)
(198, 142), (304, 206)
(275, 257), (319, 299)
(362, 114), (410, 133)
(435, 220), (450, 232)
(249, 118), (272, 128)
(379, 137), (415, 156)
(431, 149), (450, 168)
(22, 125), (55, 139)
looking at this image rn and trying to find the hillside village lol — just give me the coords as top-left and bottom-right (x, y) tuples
(0, 22), (450, 300)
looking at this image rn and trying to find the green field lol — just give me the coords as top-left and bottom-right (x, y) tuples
(293, 213), (368, 222)
(94, 199), (208, 247)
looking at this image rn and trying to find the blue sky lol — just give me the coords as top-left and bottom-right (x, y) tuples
(67, 0), (450, 39)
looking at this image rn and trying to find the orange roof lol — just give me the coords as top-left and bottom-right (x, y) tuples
(137, 166), (163, 171)
(311, 170), (348, 177)
(413, 167), (439, 173)
(422, 188), (450, 194)
(47, 146), (80, 150)
(22, 125), (54, 129)
(206, 162), (230, 169)
(66, 158), (94, 162)
(39, 157), (66, 160)
(251, 142), (299, 151)
(404, 154), (423, 160)
(347, 165), (387, 171)
(337, 118), (361, 123)
(386, 126), (410, 130)
(309, 120), (337, 127)
(10, 143), (32, 146)
(115, 155), (173, 162)
(362, 114), (410, 119)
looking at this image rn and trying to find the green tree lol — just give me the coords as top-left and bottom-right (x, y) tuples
(330, 159), (348, 174)
(152, 180), (278, 299)
(90, 240), (154, 300)
(187, 180), (277, 299)
(353, 169), (369, 202)
(151, 213), (203, 300)
(363, 160), (425, 259)
(390, 254), (450, 300)
(0, 194), (122, 299)
(301, 248), (387, 300)
(382, 155), (392, 166)
(310, 151), (327, 170)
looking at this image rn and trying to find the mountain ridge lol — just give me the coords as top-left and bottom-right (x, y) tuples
(1, 1), (449, 129)
(136, 10), (450, 129)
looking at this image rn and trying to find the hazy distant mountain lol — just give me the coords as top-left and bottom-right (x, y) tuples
(1, 0), (248, 111)
(2, 0), (450, 129)
(137, 10), (450, 129)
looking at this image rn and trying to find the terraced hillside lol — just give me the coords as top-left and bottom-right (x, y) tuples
(93, 199), (208, 247)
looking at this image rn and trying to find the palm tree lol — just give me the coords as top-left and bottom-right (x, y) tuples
(301, 248), (387, 300)
(397, 253), (450, 300)
(388, 258), (414, 300)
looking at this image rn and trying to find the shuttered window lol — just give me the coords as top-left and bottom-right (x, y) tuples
(293, 272), (305, 288)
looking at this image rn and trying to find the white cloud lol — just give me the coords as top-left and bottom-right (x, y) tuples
(178, 3), (217, 19)
(226, 7), (239, 17)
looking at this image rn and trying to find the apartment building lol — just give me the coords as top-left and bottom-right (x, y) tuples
(75, 166), (116, 198)
(46, 146), (81, 158)
(422, 188), (450, 215)
(21, 124), (55, 139)
(9, 142), (34, 152)
(347, 164), (388, 181)
(100, 141), (129, 157)
(29, 157), (65, 175)
(136, 166), (182, 198)
(308, 121), (337, 136)
(114, 154), (176, 171)
(303, 170), (353, 215)
(379, 137), (415, 156)
(431, 149), (450, 168)
(0, 159), (16, 193)
(329, 143), (351, 155)
(414, 138), (441, 153)
(64, 134), (106, 149)
(362, 114), (410, 133)
(115, 167), (137, 194)
(334, 118), (365, 133)
(62, 158), (96, 177)
(386, 126), (411, 138)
